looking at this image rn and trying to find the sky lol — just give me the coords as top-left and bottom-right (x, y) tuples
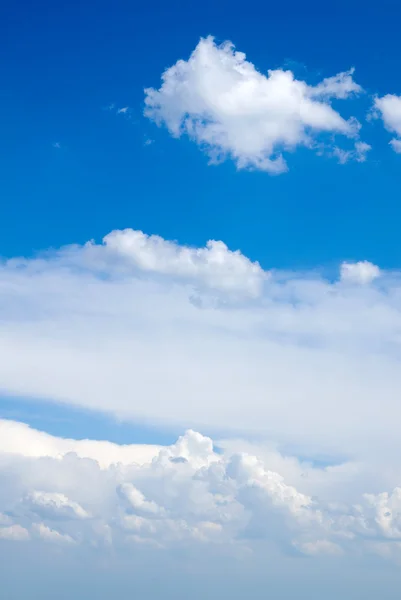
(2, 0), (401, 598)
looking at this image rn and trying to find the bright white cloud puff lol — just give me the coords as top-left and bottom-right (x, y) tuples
(101, 228), (266, 297)
(340, 260), (381, 284)
(372, 94), (401, 152)
(144, 36), (365, 173)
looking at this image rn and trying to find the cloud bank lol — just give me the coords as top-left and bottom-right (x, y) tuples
(0, 228), (400, 462)
(2, 419), (401, 565)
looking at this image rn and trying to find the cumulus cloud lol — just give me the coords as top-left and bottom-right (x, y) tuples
(0, 419), (161, 468)
(101, 228), (265, 297)
(340, 260), (381, 284)
(32, 523), (75, 545)
(390, 138), (401, 153)
(1, 421), (401, 563)
(118, 483), (166, 516)
(144, 36), (364, 173)
(24, 491), (90, 521)
(371, 94), (401, 151)
(0, 227), (400, 462)
(0, 524), (30, 541)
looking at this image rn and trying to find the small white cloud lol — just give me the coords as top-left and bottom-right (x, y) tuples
(118, 483), (166, 517)
(101, 228), (266, 297)
(296, 539), (343, 556)
(0, 524), (30, 541)
(32, 523), (75, 545)
(144, 36), (363, 173)
(340, 260), (380, 284)
(25, 491), (90, 521)
(311, 68), (362, 100)
(117, 106), (129, 115)
(371, 94), (401, 152)
(390, 138), (401, 153)
(354, 141), (372, 162)
(333, 141), (371, 164)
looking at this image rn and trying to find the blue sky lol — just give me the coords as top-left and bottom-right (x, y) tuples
(2, 0), (401, 271)
(3, 0), (401, 597)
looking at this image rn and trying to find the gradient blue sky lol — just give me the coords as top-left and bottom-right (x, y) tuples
(2, 0), (401, 441)
(3, 1), (401, 597)
(1, 0), (401, 269)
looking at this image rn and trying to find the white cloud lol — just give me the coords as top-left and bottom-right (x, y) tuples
(24, 491), (90, 521)
(333, 141), (371, 164)
(118, 483), (166, 516)
(32, 523), (75, 545)
(372, 94), (401, 152)
(0, 524), (30, 541)
(0, 419), (161, 468)
(311, 68), (362, 100)
(390, 138), (401, 153)
(0, 228), (400, 463)
(296, 539), (343, 555)
(340, 260), (381, 284)
(144, 36), (364, 173)
(0, 422), (401, 563)
(100, 228), (265, 297)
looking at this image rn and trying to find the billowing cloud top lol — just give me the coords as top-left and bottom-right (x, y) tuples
(144, 36), (365, 172)
(340, 260), (381, 284)
(2, 419), (401, 564)
(102, 228), (266, 297)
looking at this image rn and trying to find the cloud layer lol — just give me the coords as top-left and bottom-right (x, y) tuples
(1, 228), (401, 462)
(144, 36), (366, 172)
(2, 419), (401, 564)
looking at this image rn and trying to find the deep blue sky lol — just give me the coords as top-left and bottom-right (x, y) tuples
(1, 0), (401, 272)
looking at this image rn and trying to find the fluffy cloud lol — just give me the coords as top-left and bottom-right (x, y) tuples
(1, 421), (401, 563)
(32, 523), (75, 545)
(372, 94), (401, 152)
(340, 260), (380, 284)
(1, 228), (401, 463)
(0, 524), (30, 541)
(144, 36), (364, 173)
(101, 228), (266, 297)
(24, 491), (90, 521)
(0, 419), (161, 468)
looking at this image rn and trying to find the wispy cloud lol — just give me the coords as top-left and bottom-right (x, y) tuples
(117, 106), (129, 115)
